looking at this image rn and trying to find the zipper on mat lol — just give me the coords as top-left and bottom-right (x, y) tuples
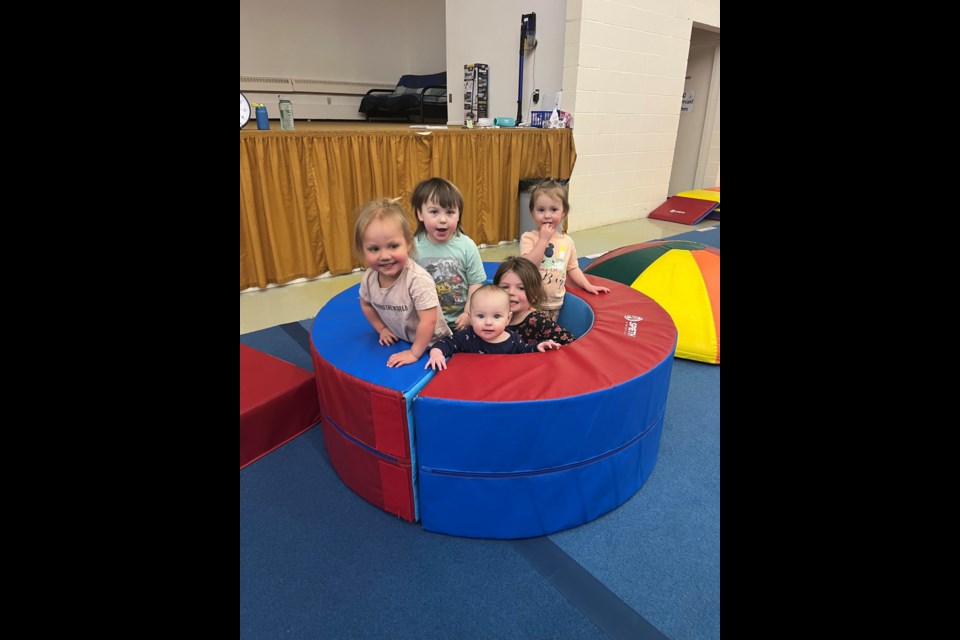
(322, 409), (401, 464)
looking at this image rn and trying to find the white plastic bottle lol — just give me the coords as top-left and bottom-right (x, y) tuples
(279, 96), (295, 131)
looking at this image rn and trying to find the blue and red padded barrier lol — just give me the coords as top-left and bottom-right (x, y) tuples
(310, 276), (677, 537)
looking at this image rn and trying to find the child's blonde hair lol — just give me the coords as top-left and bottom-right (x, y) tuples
(470, 284), (510, 310)
(353, 198), (416, 258)
(527, 178), (570, 233)
(412, 177), (466, 238)
(493, 257), (546, 309)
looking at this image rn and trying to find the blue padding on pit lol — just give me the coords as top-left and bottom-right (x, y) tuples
(557, 295), (594, 338)
(415, 355), (673, 538)
(416, 356), (672, 473)
(311, 284), (436, 394)
(482, 261), (501, 282)
(404, 375), (435, 522)
(418, 414), (665, 539)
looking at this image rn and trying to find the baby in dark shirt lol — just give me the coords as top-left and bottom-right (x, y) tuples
(425, 285), (561, 371)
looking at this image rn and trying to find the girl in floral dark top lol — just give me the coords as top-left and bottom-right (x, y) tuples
(493, 257), (577, 345)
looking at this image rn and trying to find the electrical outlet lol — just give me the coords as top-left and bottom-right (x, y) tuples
(327, 97), (332, 105)
(533, 90), (540, 104)
(449, 93), (453, 103)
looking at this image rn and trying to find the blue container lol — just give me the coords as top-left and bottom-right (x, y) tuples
(255, 105), (269, 130)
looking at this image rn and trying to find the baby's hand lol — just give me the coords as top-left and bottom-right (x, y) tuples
(539, 223), (555, 242)
(585, 284), (611, 295)
(537, 340), (561, 352)
(425, 348), (447, 371)
(387, 350), (419, 368)
(378, 327), (400, 345)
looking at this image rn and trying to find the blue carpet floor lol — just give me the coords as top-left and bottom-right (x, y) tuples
(240, 226), (719, 640)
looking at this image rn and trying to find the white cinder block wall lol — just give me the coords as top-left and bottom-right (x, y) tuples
(704, 87), (720, 187)
(564, 0), (720, 231)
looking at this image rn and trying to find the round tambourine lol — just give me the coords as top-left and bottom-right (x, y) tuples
(240, 92), (251, 129)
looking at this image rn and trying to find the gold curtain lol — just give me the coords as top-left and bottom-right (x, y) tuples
(240, 127), (576, 290)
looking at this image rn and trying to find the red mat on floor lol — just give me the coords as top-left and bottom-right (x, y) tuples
(240, 344), (321, 469)
(648, 195), (718, 225)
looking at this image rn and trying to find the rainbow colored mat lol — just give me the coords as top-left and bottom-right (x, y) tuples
(584, 239), (720, 364)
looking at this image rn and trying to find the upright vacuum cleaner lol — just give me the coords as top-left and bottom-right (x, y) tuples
(517, 12), (537, 124)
